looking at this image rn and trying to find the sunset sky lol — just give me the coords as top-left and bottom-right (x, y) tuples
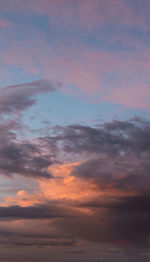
(1, 0), (150, 261)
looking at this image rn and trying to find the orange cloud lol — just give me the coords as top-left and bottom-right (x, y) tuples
(1, 162), (99, 207)
(1, 190), (43, 207)
(40, 162), (100, 201)
(1, 160), (138, 209)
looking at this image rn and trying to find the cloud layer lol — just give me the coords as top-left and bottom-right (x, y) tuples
(0, 114), (150, 257)
(1, 1), (150, 261)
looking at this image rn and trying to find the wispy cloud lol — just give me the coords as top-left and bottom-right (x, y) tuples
(0, 79), (60, 115)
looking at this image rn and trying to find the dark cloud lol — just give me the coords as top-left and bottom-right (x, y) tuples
(0, 204), (76, 249)
(0, 204), (65, 219)
(71, 155), (150, 194)
(0, 135), (56, 178)
(1, 106), (150, 252)
(42, 118), (150, 248)
(0, 197), (150, 258)
(0, 141), (54, 178)
(0, 79), (60, 115)
(54, 118), (150, 155)
(0, 118), (57, 178)
(0, 237), (76, 247)
(53, 194), (150, 247)
(52, 118), (150, 193)
(0, 79), (60, 178)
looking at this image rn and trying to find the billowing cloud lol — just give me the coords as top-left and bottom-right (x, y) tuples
(0, 118), (150, 260)
(53, 118), (150, 155)
(0, 123), (56, 178)
(1, 119), (150, 249)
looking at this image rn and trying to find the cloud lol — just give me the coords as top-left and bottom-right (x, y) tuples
(1, 195), (150, 248)
(0, 237), (76, 248)
(2, 0), (150, 31)
(0, 136), (55, 178)
(51, 118), (150, 195)
(38, 118), (150, 247)
(1, 116), (150, 249)
(39, 162), (99, 202)
(74, 194), (150, 247)
(0, 79), (60, 115)
(53, 118), (150, 155)
(0, 204), (69, 219)
(1, 1), (150, 112)
(0, 79), (60, 178)
(0, 118), (56, 178)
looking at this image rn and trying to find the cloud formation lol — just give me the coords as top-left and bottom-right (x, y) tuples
(0, 118), (150, 261)
(0, 120), (55, 178)
(0, 80), (59, 178)
(0, 79), (60, 115)
(1, 1), (150, 261)
(37, 118), (150, 247)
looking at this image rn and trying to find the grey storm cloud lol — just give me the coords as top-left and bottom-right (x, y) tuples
(0, 134), (55, 178)
(0, 118), (56, 178)
(52, 194), (150, 247)
(53, 118), (150, 194)
(53, 117), (150, 155)
(39, 118), (150, 247)
(0, 141), (55, 178)
(71, 154), (150, 194)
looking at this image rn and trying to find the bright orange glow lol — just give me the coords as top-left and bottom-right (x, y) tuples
(1, 163), (138, 208)
(2, 190), (43, 207)
(40, 162), (100, 201)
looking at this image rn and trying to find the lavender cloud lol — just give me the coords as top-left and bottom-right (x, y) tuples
(0, 79), (60, 115)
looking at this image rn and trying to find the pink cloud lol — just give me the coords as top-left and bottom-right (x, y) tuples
(2, 38), (150, 110)
(22, 0), (150, 30)
(0, 19), (11, 28)
(0, 0), (149, 31)
(103, 84), (150, 110)
(1, 7), (150, 111)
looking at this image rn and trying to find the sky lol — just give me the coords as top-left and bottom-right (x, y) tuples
(1, 0), (150, 261)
